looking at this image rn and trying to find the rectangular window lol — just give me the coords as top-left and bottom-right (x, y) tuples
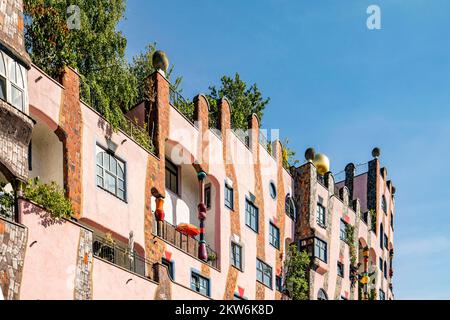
(384, 234), (389, 249)
(191, 272), (210, 297)
(11, 85), (23, 111)
(231, 242), (242, 270)
(276, 276), (283, 292)
(245, 199), (259, 232)
(340, 219), (347, 241)
(337, 261), (344, 278)
(379, 258), (383, 271)
(224, 183), (234, 209)
(161, 258), (174, 280)
(390, 212), (394, 230)
(96, 146), (126, 201)
(269, 222), (280, 249)
(379, 289), (385, 300)
(316, 203), (326, 227)
(205, 185), (211, 209)
(256, 259), (272, 289)
(314, 238), (327, 263)
(165, 159), (179, 194)
(0, 76), (6, 101)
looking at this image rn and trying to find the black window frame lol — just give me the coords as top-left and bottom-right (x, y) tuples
(161, 258), (174, 280)
(224, 183), (234, 210)
(190, 271), (210, 297)
(165, 158), (179, 195)
(269, 222), (280, 249)
(314, 238), (328, 263)
(340, 219), (348, 241)
(275, 275), (283, 292)
(318, 289), (328, 300)
(245, 199), (259, 233)
(337, 261), (344, 278)
(231, 242), (242, 271)
(384, 233), (389, 250)
(316, 203), (326, 228)
(285, 195), (296, 220)
(205, 184), (211, 209)
(256, 259), (273, 289)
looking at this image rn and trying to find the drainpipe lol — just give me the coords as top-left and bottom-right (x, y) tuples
(197, 171), (208, 261)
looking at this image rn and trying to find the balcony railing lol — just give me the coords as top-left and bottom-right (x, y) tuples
(93, 233), (148, 277)
(154, 220), (219, 269)
(169, 86), (195, 124)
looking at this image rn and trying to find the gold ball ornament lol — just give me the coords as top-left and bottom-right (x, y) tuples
(313, 153), (330, 176)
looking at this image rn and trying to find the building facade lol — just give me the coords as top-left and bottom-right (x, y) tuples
(0, 1), (395, 300)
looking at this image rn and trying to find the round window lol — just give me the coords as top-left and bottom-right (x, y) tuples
(269, 181), (277, 199)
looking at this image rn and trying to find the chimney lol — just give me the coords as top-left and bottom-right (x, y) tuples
(344, 163), (355, 201)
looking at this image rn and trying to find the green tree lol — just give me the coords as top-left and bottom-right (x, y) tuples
(207, 73), (270, 130)
(282, 138), (299, 170)
(284, 244), (310, 300)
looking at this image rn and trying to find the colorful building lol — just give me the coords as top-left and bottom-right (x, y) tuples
(0, 1), (395, 300)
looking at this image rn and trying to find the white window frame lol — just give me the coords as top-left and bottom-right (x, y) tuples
(0, 50), (26, 112)
(96, 145), (126, 201)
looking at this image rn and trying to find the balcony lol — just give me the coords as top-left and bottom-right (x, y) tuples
(92, 233), (148, 278)
(154, 219), (219, 269)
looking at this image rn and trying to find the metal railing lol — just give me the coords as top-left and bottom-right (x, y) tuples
(259, 130), (271, 154)
(154, 220), (219, 269)
(169, 86), (195, 124)
(93, 233), (148, 277)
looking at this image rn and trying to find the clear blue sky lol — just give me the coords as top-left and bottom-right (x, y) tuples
(119, 0), (450, 299)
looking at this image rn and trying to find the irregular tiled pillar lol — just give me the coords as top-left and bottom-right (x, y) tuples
(58, 67), (83, 219)
(73, 228), (93, 300)
(0, 219), (27, 300)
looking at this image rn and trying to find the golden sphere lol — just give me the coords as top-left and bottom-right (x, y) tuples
(313, 153), (330, 176)
(361, 276), (369, 285)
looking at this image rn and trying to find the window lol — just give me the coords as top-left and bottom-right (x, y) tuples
(224, 183), (234, 209)
(379, 289), (386, 300)
(340, 295), (348, 300)
(337, 261), (344, 278)
(384, 234), (389, 250)
(233, 294), (245, 300)
(381, 195), (387, 214)
(96, 146), (126, 200)
(285, 195), (296, 220)
(316, 203), (326, 227)
(0, 53), (6, 101)
(162, 258), (174, 280)
(390, 212), (394, 230)
(256, 259), (272, 289)
(269, 222), (280, 249)
(245, 199), (259, 232)
(205, 185), (211, 209)
(380, 224), (384, 248)
(314, 238), (327, 263)
(340, 219), (347, 241)
(379, 258), (383, 271)
(269, 181), (277, 199)
(276, 276), (283, 292)
(191, 272), (210, 297)
(0, 51), (25, 111)
(231, 242), (242, 270)
(317, 289), (328, 300)
(384, 261), (387, 279)
(165, 159), (179, 194)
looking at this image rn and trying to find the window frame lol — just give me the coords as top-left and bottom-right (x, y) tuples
(245, 198), (259, 233)
(381, 195), (387, 214)
(165, 158), (179, 195)
(231, 242), (242, 271)
(285, 195), (296, 220)
(316, 203), (326, 228)
(190, 271), (210, 297)
(205, 184), (211, 209)
(337, 261), (344, 278)
(275, 275), (283, 293)
(340, 219), (348, 241)
(96, 145), (127, 201)
(161, 258), (174, 280)
(314, 238), (328, 263)
(269, 181), (277, 199)
(224, 183), (234, 210)
(256, 259), (273, 289)
(269, 222), (280, 249)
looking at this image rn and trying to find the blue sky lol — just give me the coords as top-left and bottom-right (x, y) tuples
(119, 0), (450, 299)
